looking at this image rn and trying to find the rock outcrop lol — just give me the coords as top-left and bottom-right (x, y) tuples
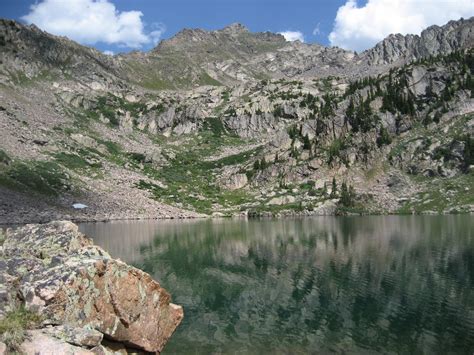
(362, 17), (474, 66)
(0, 221), (183, 353)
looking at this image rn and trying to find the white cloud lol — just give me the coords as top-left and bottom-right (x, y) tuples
(329, 0), (474, 52)
(149, 23), (166, 45)
(278, 31), (305, 42)
(21, 0), (164, 48)
(103, 50), (114, 56)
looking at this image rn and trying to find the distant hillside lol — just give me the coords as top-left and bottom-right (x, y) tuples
(0, 17), (473, 223)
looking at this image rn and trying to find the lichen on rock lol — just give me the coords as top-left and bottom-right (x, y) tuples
(0, 221), (183, 353)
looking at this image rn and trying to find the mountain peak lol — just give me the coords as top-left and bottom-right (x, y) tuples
(220, 23), (249, 34)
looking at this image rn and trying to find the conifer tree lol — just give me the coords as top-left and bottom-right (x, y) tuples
(303, 134), (311, 150)
(330, 177), (337, 198)
(322, 182), (328, 197)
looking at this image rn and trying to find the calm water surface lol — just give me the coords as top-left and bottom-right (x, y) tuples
(79, 215), (474, 354)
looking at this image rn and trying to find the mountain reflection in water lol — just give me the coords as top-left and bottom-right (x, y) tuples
(80, 215), (474, 354)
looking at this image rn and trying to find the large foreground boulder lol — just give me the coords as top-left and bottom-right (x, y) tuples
(1, 221), (183, 353)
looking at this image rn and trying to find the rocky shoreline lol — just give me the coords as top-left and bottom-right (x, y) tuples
(0, 187), (205, 226)
(0, 221), (183, 354)
(2, 206), (473, 227)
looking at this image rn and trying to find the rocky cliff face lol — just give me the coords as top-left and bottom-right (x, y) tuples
(0, 221), (183, 353)
(362, 18), (474, 66)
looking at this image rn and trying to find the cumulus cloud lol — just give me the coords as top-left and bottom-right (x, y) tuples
(21, 0), (164, 48)
(278, 31), (305, 42)
(103, 50), (114, 56)
(329, 0), (474, 52)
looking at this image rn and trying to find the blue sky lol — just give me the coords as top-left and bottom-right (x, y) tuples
(1, 0), (473, 54)
(1, 0), (347, 51)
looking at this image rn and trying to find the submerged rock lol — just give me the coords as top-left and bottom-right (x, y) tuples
(1, 221), (183, 353)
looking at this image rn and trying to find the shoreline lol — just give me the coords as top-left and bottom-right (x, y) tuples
(1, 209), (472, 227)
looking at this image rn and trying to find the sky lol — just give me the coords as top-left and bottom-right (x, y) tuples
(1, 0), (473, 54)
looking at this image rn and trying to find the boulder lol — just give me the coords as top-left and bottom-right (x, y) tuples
(312, 199), (338, 215)
(225, 173), (248, 190)
(19, 330), (94, 355)
(2, 221), (183, 353)
(268, 195), (296, 205)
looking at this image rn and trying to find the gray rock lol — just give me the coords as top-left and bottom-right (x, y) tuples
(3, 222), (183, 353)
(268, 195), (296, 205)
(225, 173), (248, 190)
(20, 330), (95, 355)
(44, 325), (104, 348)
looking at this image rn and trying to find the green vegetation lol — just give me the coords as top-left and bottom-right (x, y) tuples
(221, 90), (230, 102)
(345, 96), (375, 133)
(397, 174), (474, 214)
(141, 78), (175, 90)
(95, 96), (118, 126)
(302, 134), (311, 150)
(339, 181), (356, 207)
(201, 117), (228, 137)
(460, 134), (473, 172)
(327, 138), (347, 165)
(381, 69), (416, 116)
(0, 160), (71, 196)
(299, 93), (319, 112)
(224, 107), (237, 117)
(0, 149), (11, 165)
(127, 152), (147, 164)
(199, 72), (222, 86)
(0, 307), (42, 352)
(99, 140), (123, 156)
(137, 133), (258, 214)
(86, 94), (153, 128)
(376, 126), (392, 147)
(6, 69), (60, 86)
(252, 157), (269, 171)
(330, 177), (337, 198)
(54, 151), (102, 171)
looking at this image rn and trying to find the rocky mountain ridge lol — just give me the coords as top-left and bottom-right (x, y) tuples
(363, 18), (474, 65)
(2, 17), (473, 89)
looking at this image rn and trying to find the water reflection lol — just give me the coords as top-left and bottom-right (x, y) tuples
(80, 215), (474, 354)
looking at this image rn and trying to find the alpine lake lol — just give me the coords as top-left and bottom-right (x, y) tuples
(79, 215), (474, 354)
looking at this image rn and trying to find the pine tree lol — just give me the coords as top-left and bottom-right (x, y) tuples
(303, 134), (311, 150)
(425, 80), (435, 99)
(376, 126), (392, 147)
(462, 134), (473, 172)
(340, 182), (356, 207)
(340, 181), (350, 206)
(330, 177), (337, 198)
(253, 160), (261, 170)
(345, 97), (355, 127)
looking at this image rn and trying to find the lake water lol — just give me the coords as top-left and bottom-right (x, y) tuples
(79, 215), (474, 354)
